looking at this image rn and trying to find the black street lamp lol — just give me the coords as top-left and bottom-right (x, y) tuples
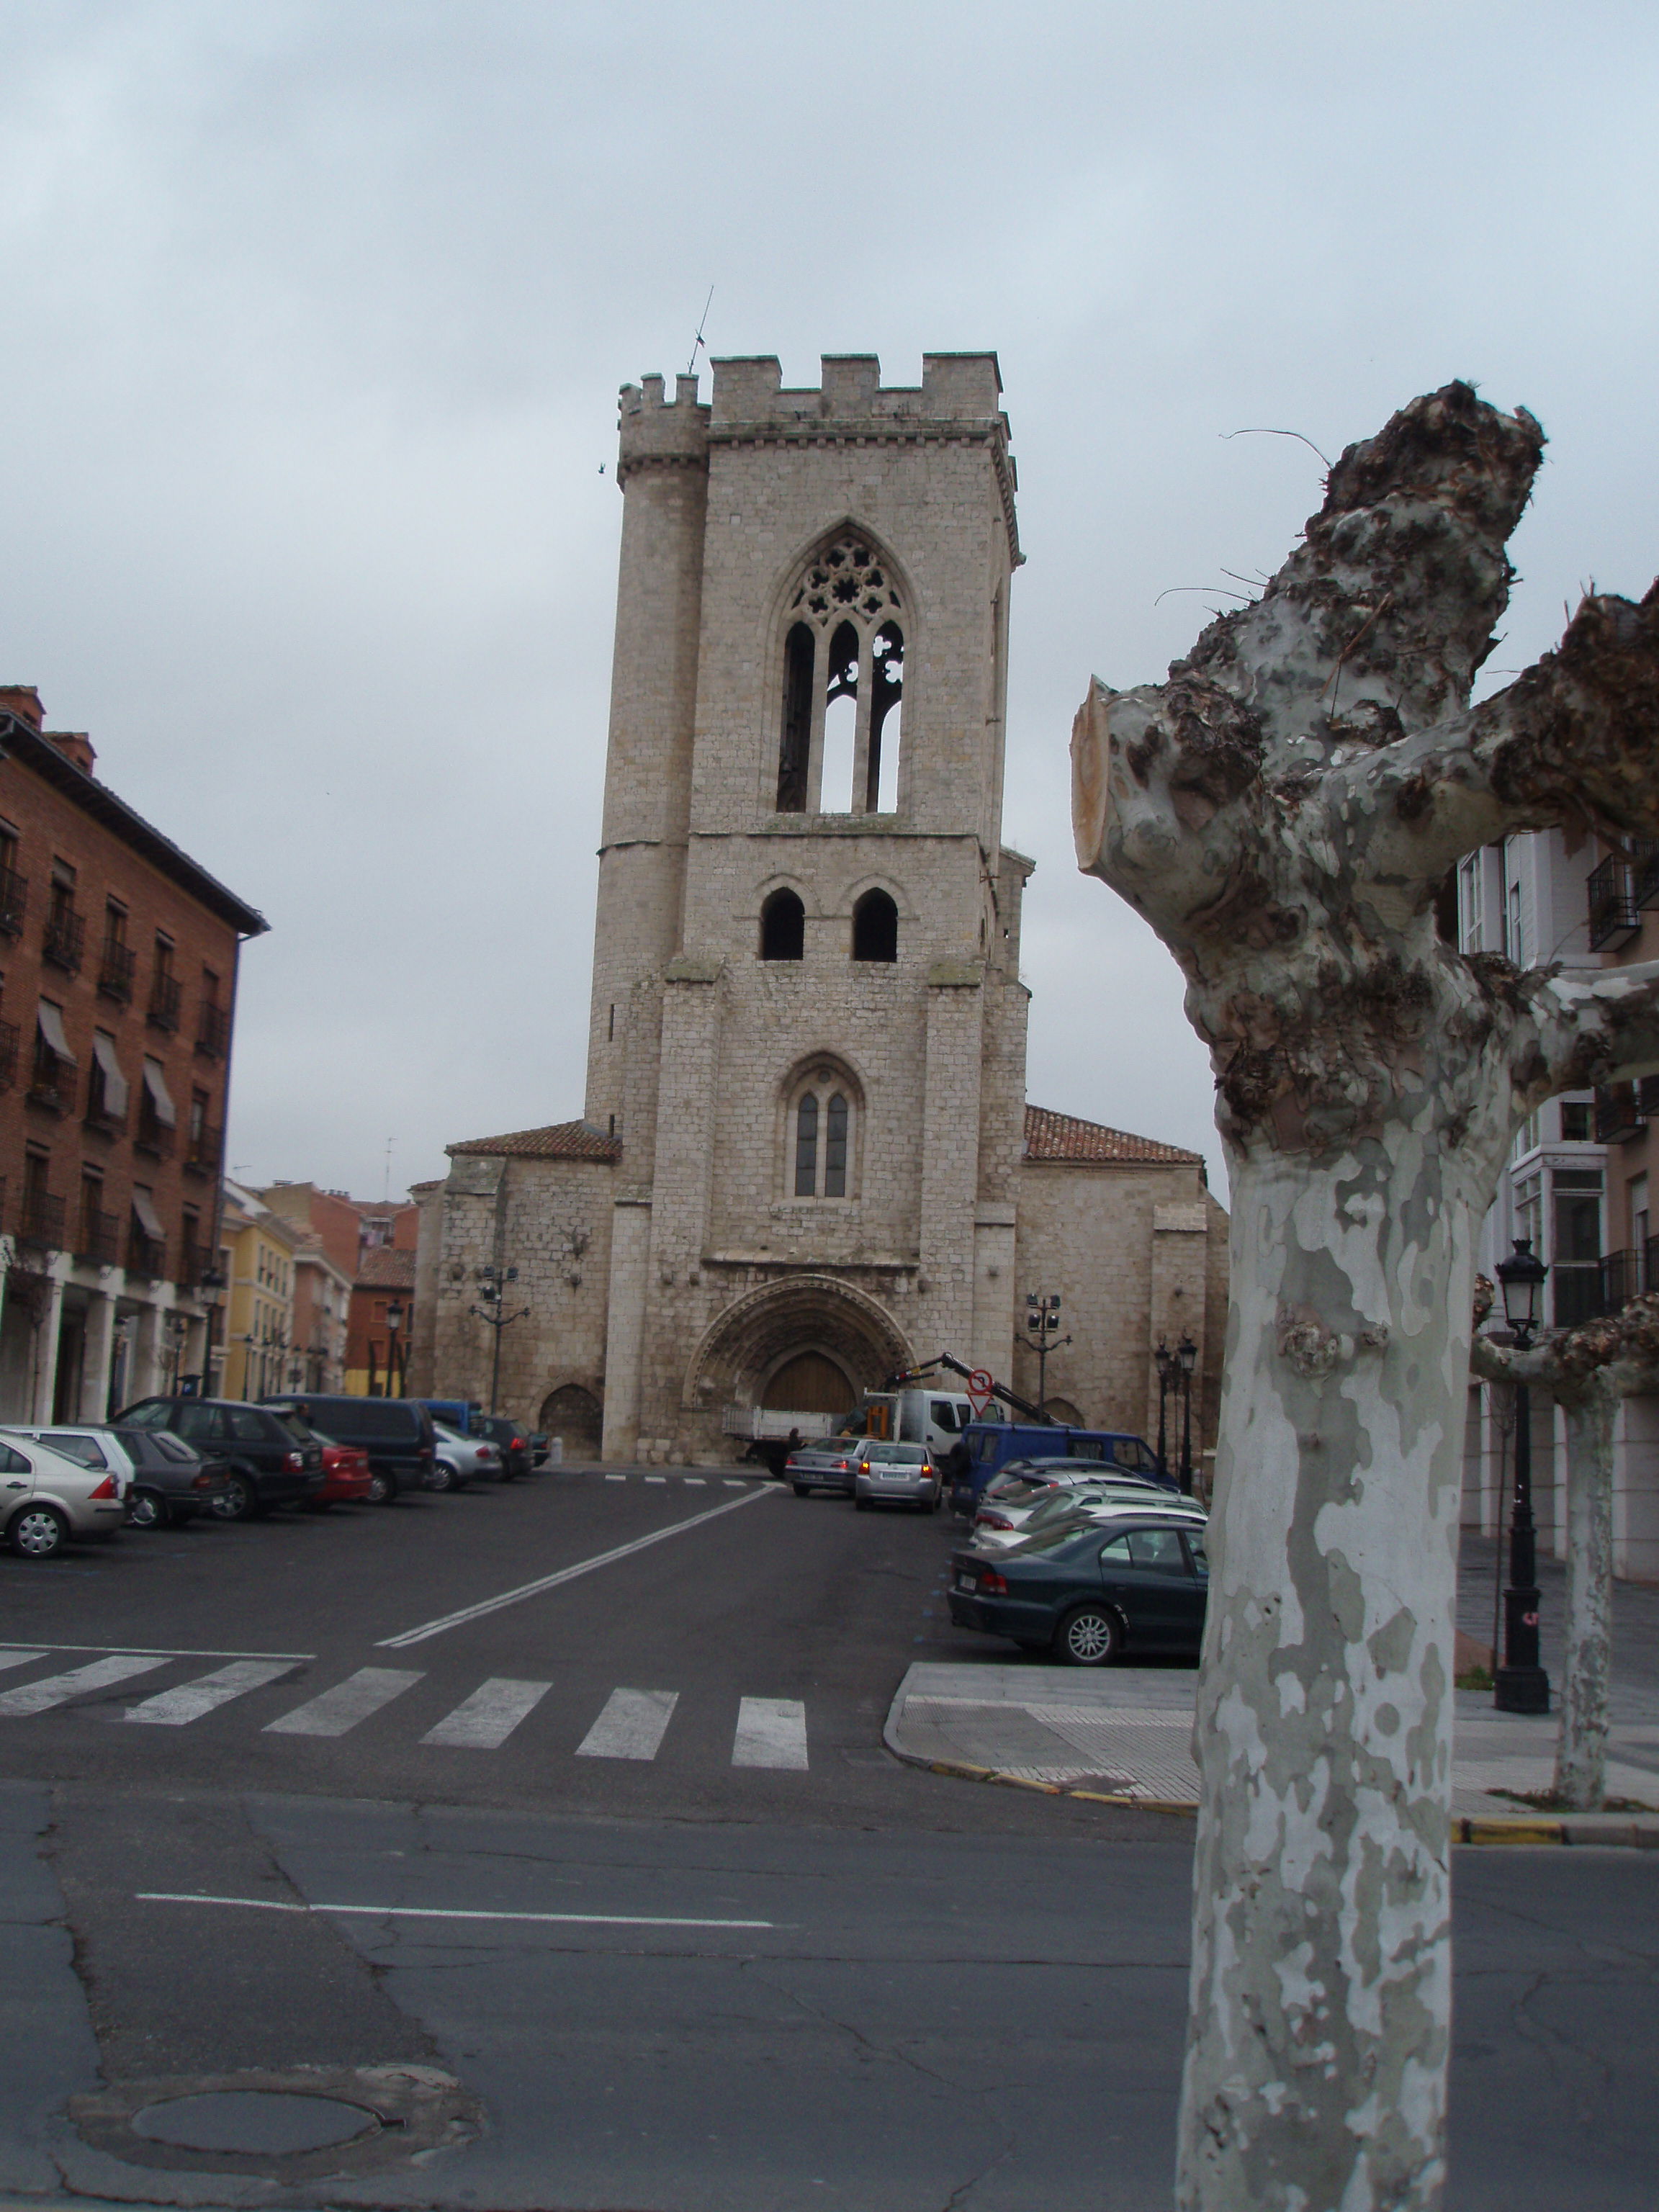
(194, 1265), (225, 1400)
(471, 1265), (529, 1415)
(1176, 1332), (1198, 1495)
(1154, 1339), (1174, 1482)
(1493, 1236), (1551, 1714)
(385, 1297), (405, 1398)
(1024, 1291), (1071, 1420)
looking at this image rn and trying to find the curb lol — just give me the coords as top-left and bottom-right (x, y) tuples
(884, 1729), (1659, 1846)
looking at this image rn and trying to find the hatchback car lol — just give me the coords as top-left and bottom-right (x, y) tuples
(1, 1433), (130, 1557)
(308, 1439), (376, 1510)
(469, 1415), (534, 1480)
(5, 1424), (230, 1530)
(948, 1511), (1209, 1663)
(117, 1398), (325, 1519)
(853, 1440), (940, 1513)
(787, 1437), (863, 1497)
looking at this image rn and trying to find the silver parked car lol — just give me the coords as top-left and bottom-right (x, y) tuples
(430, 1421), (502, 1490)
(853, 1439), (941, 1514)
(0, 1432), (130, 1557)
(972, 1480), (1207, 1551)
(786, 1435), (863, 1498)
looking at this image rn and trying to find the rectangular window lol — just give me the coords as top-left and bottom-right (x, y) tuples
(1551, 1168), (1603, 1326)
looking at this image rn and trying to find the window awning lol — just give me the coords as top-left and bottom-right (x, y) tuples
(36, 1001), (76, 1065)
(91, 1033), (129, 1118)
(143, 1059), (177, 1128)
(131, 1188), (166, 1241)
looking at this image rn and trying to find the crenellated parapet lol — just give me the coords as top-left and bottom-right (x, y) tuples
(616, 371), (711, 487)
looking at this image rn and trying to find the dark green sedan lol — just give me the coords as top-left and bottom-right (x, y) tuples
(948, 1511), (1208, 1664)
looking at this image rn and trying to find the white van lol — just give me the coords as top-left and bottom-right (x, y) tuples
(863, 1388), (1004, 1454)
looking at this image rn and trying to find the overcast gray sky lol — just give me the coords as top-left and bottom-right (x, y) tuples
(3, 1), (1653, 1202)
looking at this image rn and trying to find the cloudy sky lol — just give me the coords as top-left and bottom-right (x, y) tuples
(2, 1), (1653, 1202)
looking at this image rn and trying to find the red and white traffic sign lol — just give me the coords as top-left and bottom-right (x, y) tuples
(967, 1368), (995, 1416)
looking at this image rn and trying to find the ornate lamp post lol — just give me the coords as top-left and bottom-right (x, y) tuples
(1154, 1339), (1174, 1481)
(471, 1265), (528, 1415)
(1024, 1292), (1071, 1419)
(385, 1297), (405, 1398)
(1493, 1236), (1551, 1714)
(1176, 1331), (1198, 1495)
(194, 1265), (225, 1399)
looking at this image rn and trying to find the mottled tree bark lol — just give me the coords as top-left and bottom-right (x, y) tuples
(1071, 385), (1659, 2210)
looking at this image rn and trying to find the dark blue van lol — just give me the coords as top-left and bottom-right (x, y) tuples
(948, 1422), (1168, 1516)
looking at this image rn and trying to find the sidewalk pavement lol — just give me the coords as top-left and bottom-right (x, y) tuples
(885, 1531), (1659, 1840)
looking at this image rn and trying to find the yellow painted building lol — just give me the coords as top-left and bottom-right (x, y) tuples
(216, 1183), (302, 1402)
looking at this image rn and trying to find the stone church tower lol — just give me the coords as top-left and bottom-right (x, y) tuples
(410, 354), (1228, 1467)
(589, 352), (1027, 1459)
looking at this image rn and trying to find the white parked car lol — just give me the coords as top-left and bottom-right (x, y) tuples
(430, 1421), (502, 1490)
(972, 1492), (1209, 1558)
(0, 1432), (130, 1557)
(973, 1474), (1199, 1546)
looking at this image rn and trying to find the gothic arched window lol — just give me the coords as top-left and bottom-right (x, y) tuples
(852, 889), (898, 963)
(760, 887), (805, 961)
(774, 533), (904, 817)
(787, 1066), (860, 1200)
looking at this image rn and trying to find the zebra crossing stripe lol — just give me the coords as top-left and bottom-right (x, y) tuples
(732, 1696), (809, 1770)
(0, 1650), (47, 1675)
(577, 1687), (679, 1761)
(125, 1660), (297, 1727)
(0, 1654), (172, 1717)
(265, 1668), (423, 1738)
(421, 1677), (551, 1749)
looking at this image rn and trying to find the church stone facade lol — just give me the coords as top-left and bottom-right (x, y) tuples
(409, 353), (1228, 1465)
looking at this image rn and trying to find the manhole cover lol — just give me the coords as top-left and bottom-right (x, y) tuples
(132, 2091), (378, 2155)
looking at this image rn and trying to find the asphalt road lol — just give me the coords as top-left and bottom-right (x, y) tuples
(2, 1465), (1657, 2209)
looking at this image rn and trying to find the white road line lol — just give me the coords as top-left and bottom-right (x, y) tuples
(0, 1654), (173, 1717)
(124, 1660), (297, 1727)
(722, 1478), (745, 1488)
(644, 1475), (666, 1485)
(265, 1668), (423, 1738)
(374, 1483), (775, 1648)
(136, 1892), (778, 1930)
(421, 1677), (551, 1749)
(0, 1641), (314, 1660)
(577, 1687), (679, 1761)
(0, 1651), (45, 1674)
(604, 1474), (626, 1483)
(732, 1696), (809, 1771)
(682, 1476), (706, 1485)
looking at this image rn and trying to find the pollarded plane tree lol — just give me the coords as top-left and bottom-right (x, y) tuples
(1070, 383), (1659, 2212)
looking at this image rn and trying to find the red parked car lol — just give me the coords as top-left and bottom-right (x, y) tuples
(306, 1439), (375, 1510)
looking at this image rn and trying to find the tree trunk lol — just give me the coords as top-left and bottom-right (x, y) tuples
(1179, 1151), (1468, 2212)
(1555, 1373), (1616, 1810)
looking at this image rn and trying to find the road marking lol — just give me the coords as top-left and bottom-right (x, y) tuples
(0, 1654), (172, 1716)
(421, 1677), (551, 1749)
(577, 1687), (679, 1761)
(0, 1650), (46, 1673)
(604, 1474), (626, 1483)
(733, 1696), (809, 1771)
(682, 1477), (706, 1486)
(722, 1478), (745, 1488)
(644, 1475), (666, 1485)
(124, 1660), (297, 1726)
(136, 1892), (778, 1930)
(265, 1667), (423, 1737)
(375, 1483), (776, 1648)
(0, 1641), (315, 1660)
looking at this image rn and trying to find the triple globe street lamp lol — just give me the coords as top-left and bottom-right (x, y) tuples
(1024, 1292), (1070, 1419)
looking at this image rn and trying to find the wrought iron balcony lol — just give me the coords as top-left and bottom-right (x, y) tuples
(76, 1208), (119, 1267)
(134, 1112), (175, 1159)
(184, 1122), (222, 1176)
(97, 939), (136, 1002)
(1599, 1246), (1645, 1313)
(84, 1091), (127, 1136)
(126, 1227), (166, 1280)
(42, 903), (86, 973)
(1588, 855), (1642, 950)
(1552, 1263), (1608, 1328)
(0, 863), (27, 935)
(148, 971), (182, 1031)
(19, 1189), (66, 1248)
(195, 1001), (229, 1058)
(27, 1055), (71, 1115)
(1593, 1081), (1645, 1143)
(1636, 837), (1659, 911)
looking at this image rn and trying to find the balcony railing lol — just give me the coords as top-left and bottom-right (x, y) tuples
(1600, 1246), (1645, 1313)
(195, 1001), (229, 1058)
(97, 939), (136, 1002)
(1635, 837), (1659, 911)
(126, 1227), (166, 1279)
(19, 1190), (66, 1248)
(1588, 855), (1642, 950)
(83, 1089), (127, 1136)
(184, 1122), (222, 1176)
(1593, 1081), (1645, 1143)
(1553, 1264), (1607, 1328)
(177, 1247), (204, 1291)
(0, 1021), (17, 1092)
(27, 1056), (72, 1115)
(76, 1208), (119, 1267)
(0, 863), (27, 935)
(134, 1113), (175, 1159)
(42, 904), (86, 974)
(148, 971), (182, 1031)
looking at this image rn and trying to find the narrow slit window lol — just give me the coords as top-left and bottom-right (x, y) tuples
(824, 1093), (848, 1197)
(794, 1092), (819, 1196)
(776, 623), (814, 812)
(820, 621), (859, 813)
(867, 624), (903, 812)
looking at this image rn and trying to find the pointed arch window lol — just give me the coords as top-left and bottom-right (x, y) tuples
(852, 889), (898, 963)
(760, 887), (805, 961)
(788, 1068), (859, 1200)
(774, 533), (904, 816)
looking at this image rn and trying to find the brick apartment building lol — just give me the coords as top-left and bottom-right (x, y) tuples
(257, 1181), (418, 1395)
(0, 687), (266, 1421)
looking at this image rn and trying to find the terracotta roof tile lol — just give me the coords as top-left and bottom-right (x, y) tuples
(356, 1247), (417, 1289)
(1023, 1105), (1202, 1166)
(446, 1120), (622, 1162)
